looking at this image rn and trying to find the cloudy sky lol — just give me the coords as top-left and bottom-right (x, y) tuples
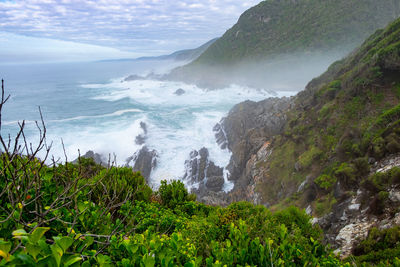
(0, 0), (261, 63)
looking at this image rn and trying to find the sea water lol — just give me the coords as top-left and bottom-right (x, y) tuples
(0, 60), (297, 190)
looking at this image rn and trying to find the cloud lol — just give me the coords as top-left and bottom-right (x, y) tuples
(0, 0), (261, 61)
(0, 31), (141, 63)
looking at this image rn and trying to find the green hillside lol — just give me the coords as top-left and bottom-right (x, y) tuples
(167, 0), (400, 89)
(249, 14), (400, 255)
(195, 0), (400, 65)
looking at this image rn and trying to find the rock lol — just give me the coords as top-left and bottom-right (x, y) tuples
(335, 221), (375, 258)
(213, 122), (228, 150)
(174, 88), (185, 95)
(74, 150), (105, 166)
(206, 176), (225, 192)
(219, 97), (292, 188)
(183, 147), (225, 197)
(389, 189), (400, 202)
(294, 161), (302, 172)
(183, 147), (223, 184)
(197, 191), (229, 206)
(135, 122), (148, 145)
(306, 205), (312, 215)
(126, 146), (157, 182)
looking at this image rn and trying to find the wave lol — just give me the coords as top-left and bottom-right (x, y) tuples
(3, 108), (142, 126)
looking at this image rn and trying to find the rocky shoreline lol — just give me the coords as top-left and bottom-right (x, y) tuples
(76, 93), (400, 256)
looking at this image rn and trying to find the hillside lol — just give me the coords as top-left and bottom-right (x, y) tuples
(136, 38), (218, 62)
(214, 15), (400, 259)
(168, 0), (400, 89)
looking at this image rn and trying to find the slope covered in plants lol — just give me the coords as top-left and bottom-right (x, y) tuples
(194, 0), (400, 65)
(168, 0), (400, 89)
(229, 13), (400, 260)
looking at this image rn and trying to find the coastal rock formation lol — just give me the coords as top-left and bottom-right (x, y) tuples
(174, 88), (185, 96)
(135, 121), (148, 145)
(213, 97), (292, 201)
(183, 147), (226, 203)
(73, 150), (106, 166)
(126, 146), (158, 182)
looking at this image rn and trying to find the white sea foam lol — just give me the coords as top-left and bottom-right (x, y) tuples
(74, 78), (299, 192)
(3, 109), (142, 126)
(45, 118), (146, 165)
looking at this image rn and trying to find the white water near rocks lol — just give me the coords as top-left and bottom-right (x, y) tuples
(0, 60), (297, 191)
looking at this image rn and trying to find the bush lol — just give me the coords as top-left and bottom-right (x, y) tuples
(90, 167), (152, 207)
(158, 180), (196, 209)
(315, 174), (337, 190)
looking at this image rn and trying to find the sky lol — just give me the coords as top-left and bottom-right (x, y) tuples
(0, 0), (261, 63)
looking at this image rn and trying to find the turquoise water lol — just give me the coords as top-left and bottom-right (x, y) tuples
(0, 60), (296, 188)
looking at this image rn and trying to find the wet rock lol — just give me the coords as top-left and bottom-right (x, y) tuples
(174, 88), (186, 95)
(213, 122), (228, 150)
(206, 176), (225, 192)
(183, 147), (225, 198)
(74, 150), (106, 166)
(183, 147), (223, 185)
(126, 146), (157, 182)
(218, 97), (292, 190)
(135, 122), (148, 145)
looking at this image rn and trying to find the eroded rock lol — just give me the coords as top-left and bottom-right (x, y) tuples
(126, 146), (158, 182)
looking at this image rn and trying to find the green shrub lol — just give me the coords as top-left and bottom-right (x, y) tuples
(158, 180), (196, 209)
(334, 162), (357, 185)
(298, 146), (323, 169)
(315, 174), (337, 190)
(90, 167), (152, 207)
(352, 226), (400, 265)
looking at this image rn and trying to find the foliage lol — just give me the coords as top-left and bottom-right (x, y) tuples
(158, 180), (196, 209)
(191, 0), (399, 65)
(351, 227), (400, 265)
(315, 174), (337, 191)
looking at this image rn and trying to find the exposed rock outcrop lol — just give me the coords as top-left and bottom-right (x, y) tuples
(213, 97), (292, 201)
(174, 88), (185, 96)
(183, 147), (227, 204)
(73, 150), (106, 166)
(135, 122), (148, 145)
(126, 146), (158, 182)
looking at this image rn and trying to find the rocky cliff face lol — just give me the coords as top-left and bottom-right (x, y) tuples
(213, 97), (292, 201)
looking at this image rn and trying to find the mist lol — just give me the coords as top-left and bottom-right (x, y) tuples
(166, 49), (351, 93)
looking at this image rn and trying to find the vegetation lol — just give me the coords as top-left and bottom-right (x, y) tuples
(256, 15), (400, 212)
(191, 0), (400, 65)
(0, 80), (396, 266)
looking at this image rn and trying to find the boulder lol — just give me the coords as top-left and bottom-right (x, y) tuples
(174, 88), (186, 96)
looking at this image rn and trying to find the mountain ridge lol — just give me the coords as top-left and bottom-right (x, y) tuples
(167, 0), (400, 89)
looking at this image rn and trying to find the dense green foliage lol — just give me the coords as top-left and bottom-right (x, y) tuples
(192, 0), (399, 65)
(0, 155), (348, 266)
(350, 226), (400, 265)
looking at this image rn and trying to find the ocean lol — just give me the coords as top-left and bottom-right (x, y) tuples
(0, 59), (297, 189)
